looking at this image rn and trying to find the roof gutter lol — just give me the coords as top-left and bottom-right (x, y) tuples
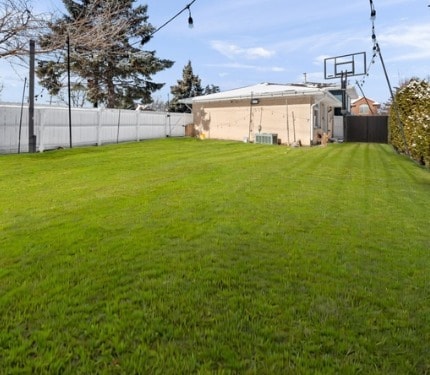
(187, 89), (332, 104)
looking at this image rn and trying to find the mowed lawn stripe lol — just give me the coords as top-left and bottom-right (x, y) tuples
(0, 139), (429, 373)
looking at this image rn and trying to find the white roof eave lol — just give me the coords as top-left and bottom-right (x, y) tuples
(179, 83), (346, 106)
(190, 90), (335, 104)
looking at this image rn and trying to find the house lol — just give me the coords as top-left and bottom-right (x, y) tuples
(351, 97), (381, 115)
(183, 82), (358, 145)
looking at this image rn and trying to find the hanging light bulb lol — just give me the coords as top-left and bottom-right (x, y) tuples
(188, 15), (194, 28)
(369, 0), (376, 20)
(187, 7), (194, 28)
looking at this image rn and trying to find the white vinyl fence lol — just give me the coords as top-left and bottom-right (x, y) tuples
(0, 104), (193, 154)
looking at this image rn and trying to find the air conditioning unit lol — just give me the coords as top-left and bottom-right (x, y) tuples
(255, 133), (278, 145)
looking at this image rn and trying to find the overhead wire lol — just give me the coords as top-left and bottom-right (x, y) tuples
(148, 0), (197, 38)
(129, 0), (198, 47)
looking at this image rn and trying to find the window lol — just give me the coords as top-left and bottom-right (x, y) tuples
(313, 108), (319, 128)
(359, 104), (370, 114)
(334, 107), (343, 116)
(329, 90), (343, 102)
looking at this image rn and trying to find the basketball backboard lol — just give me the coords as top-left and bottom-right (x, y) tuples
(324, 52), (366, 80)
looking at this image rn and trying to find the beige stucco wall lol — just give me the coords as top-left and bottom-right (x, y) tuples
(193, 96), (329, 146)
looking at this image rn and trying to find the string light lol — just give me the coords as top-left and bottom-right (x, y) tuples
(148, 0), (197, 38)
(357, 50), (377, 87)
(369, 0), (379, 58)
(357, 1), (378, 88)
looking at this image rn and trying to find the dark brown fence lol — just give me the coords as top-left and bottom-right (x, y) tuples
(345, 116), (388, 143)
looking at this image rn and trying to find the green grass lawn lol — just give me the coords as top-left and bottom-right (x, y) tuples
(1, 139), (429, 374)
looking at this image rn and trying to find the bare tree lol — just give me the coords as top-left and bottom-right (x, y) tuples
(39, 0), (142, 53)
(0, 0), (135, 58)
(0, 0), (47, 58)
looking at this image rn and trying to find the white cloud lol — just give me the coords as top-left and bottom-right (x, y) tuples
(380, 23), (430, 61)
(207, 62), (285, 73)
(210, 40), (275, 60)
(246, 47), (274, 59)
(313, 55), (331, 66)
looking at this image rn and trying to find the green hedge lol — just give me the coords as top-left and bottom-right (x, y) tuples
(389, 79), (430, 167)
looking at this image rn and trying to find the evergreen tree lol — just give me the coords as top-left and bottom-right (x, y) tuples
(37, 0), (173, 108)
(203, 84), (220, 95)
(169, 61), (203, 113)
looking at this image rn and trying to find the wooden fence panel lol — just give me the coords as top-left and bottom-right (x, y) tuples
(345, 116), (388, 143)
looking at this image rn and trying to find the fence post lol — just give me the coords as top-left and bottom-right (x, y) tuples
(135, 111), (140, 142)
(97, 109), (102, 146)
(38, 109), (45, 152)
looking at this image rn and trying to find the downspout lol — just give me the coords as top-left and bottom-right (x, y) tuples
(310, 95), (325, 145)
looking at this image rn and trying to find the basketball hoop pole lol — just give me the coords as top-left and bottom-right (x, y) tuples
(341, 71), (348, 141)
(341, 71), (348, 115)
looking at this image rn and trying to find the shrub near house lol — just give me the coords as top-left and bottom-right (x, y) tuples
(390, 79), (430, 167)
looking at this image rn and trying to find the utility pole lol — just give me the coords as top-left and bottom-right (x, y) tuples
(28, 39), (36, 153)
(67, 34), (72, 148)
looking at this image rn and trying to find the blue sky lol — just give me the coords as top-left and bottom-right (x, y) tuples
(1, 0), (429, 105)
